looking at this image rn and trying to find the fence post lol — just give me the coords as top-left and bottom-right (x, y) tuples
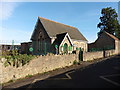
(12, 40), (14, 50)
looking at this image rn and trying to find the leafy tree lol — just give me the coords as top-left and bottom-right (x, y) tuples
(97, 7), (120, 39)
(115, 25), (120, 39)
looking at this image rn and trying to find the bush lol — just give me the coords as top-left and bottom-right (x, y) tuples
(73, 60), (81, 65)
(4, 54), (36, 67)
(2, 50), (10, 56)
(73, 60), (78, 65)
(25, 74), (32, 78)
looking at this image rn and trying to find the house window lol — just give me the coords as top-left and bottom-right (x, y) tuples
(38, 36), (42, 51)
(63, 43), (68, 54)
(68, 46), (72, 51)
(38, 40), (40, 51)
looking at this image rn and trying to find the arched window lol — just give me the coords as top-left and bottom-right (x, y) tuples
(63, 43), (68, 54)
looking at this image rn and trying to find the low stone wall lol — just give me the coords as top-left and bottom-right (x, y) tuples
(83, 49), (116, 61)
(0, 54), (78, 84)
(83, 51), (103, 61)
(115, 40), (120, 54)
(104, 49), (116, 57)
(0, 49), (118, 84)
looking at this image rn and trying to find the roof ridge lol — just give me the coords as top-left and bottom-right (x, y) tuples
(38, 16), (77, 29)
(104, 31), (119, 40)
(56, 32), (67, 36)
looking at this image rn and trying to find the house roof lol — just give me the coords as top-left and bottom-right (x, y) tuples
(105, 32), (119, 41)
(52, 32), (73, 46)
(94, 31), (119, 44)
(37, 17), (87, 41)
(52, 32), (67, 46)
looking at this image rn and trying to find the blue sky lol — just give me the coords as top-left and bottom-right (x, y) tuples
(0, 2), (119, 44)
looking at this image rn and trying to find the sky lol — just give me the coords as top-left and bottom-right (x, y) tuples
(118, 1), (120, 24)
(0, 1), (119, 45)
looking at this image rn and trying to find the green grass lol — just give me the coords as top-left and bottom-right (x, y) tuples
(25, 74), (33, 78)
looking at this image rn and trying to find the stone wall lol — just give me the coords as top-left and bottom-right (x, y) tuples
(0, 62), (2, 84)
(115, 40), (120, 54)
(0, 48), (118, 84)
(72, 39), (88, 52)
(31, 19), (51, 55)
(83, 51), (103, 61)
(0, 54), (78, 84)
(83, 49), (116, 61)
(104, 49), (116, 57)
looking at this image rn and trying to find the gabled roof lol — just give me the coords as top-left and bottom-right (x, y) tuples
(52, 32), (73, 46)
(60, 32), (73, 46)
(105, 32), (119, 41)
(94, 31), (119, 43)
(36, 17), (87, 41)
(52, 32), (67, 46)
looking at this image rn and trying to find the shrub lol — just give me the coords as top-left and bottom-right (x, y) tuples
(4, 54), (36, 67)
(73, 60), (81, 65)
(73, 60), (78, 65)
(25, 74), (32, 78)
(2, 50), (10, 56)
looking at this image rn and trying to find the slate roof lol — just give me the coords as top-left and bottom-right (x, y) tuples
(52, 32), (67, 46)
(31, 17), (87, 41)
(105, 32), (119, 41)
(33, 17), (87, 41)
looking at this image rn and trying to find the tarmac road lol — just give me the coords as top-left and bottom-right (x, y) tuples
(3, 55), (120, 89)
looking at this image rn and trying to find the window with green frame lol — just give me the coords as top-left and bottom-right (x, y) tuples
(68, 46), (72, 51)
(76, 47), (79, 50)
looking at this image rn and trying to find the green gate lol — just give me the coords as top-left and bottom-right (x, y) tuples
(79, 48), (83, 61)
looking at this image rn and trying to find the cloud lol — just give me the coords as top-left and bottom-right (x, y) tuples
(0, 2), (18, 20)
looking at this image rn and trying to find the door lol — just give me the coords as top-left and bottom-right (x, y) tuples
(64, 43), (68, 54)
(79, 48), (83, 61)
